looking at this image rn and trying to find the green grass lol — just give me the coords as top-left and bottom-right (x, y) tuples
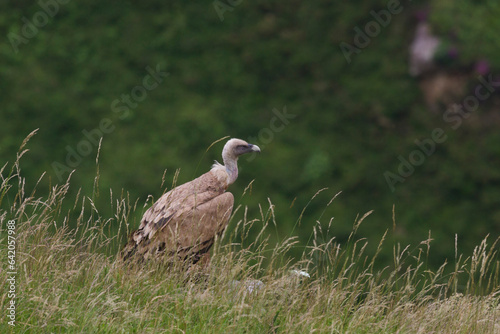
(1, 136), (499, 333)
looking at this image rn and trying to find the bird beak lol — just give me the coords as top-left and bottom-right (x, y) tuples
(249, 144), (261, 153)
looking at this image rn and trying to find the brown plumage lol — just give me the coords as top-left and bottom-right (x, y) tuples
(122, 138), (260, 264)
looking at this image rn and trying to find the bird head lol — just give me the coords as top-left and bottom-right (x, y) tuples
(222, 138), (261, 161)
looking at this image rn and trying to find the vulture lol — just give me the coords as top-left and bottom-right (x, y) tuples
(122, 138), (260, 265)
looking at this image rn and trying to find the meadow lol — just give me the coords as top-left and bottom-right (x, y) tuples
(1, 135), (499, 333)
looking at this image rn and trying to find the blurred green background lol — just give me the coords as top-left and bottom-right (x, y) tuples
(1, 0), (499, 268)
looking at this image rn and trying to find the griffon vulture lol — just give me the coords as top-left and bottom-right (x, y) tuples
(122, 138), (260, 265)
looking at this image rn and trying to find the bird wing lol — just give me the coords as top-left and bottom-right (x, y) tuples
(129, 170), (233, 261)
(152, 191), (234, 261)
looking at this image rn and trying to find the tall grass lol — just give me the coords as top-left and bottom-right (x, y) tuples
(1, 135), (499, 333)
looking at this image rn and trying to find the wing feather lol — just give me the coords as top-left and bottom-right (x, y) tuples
(153, 192), (234, 261)
(127, 169), (233, 262)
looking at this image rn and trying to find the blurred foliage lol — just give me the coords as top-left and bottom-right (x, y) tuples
(431, 0), (500, 69)
(1, 0), (499, 269)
